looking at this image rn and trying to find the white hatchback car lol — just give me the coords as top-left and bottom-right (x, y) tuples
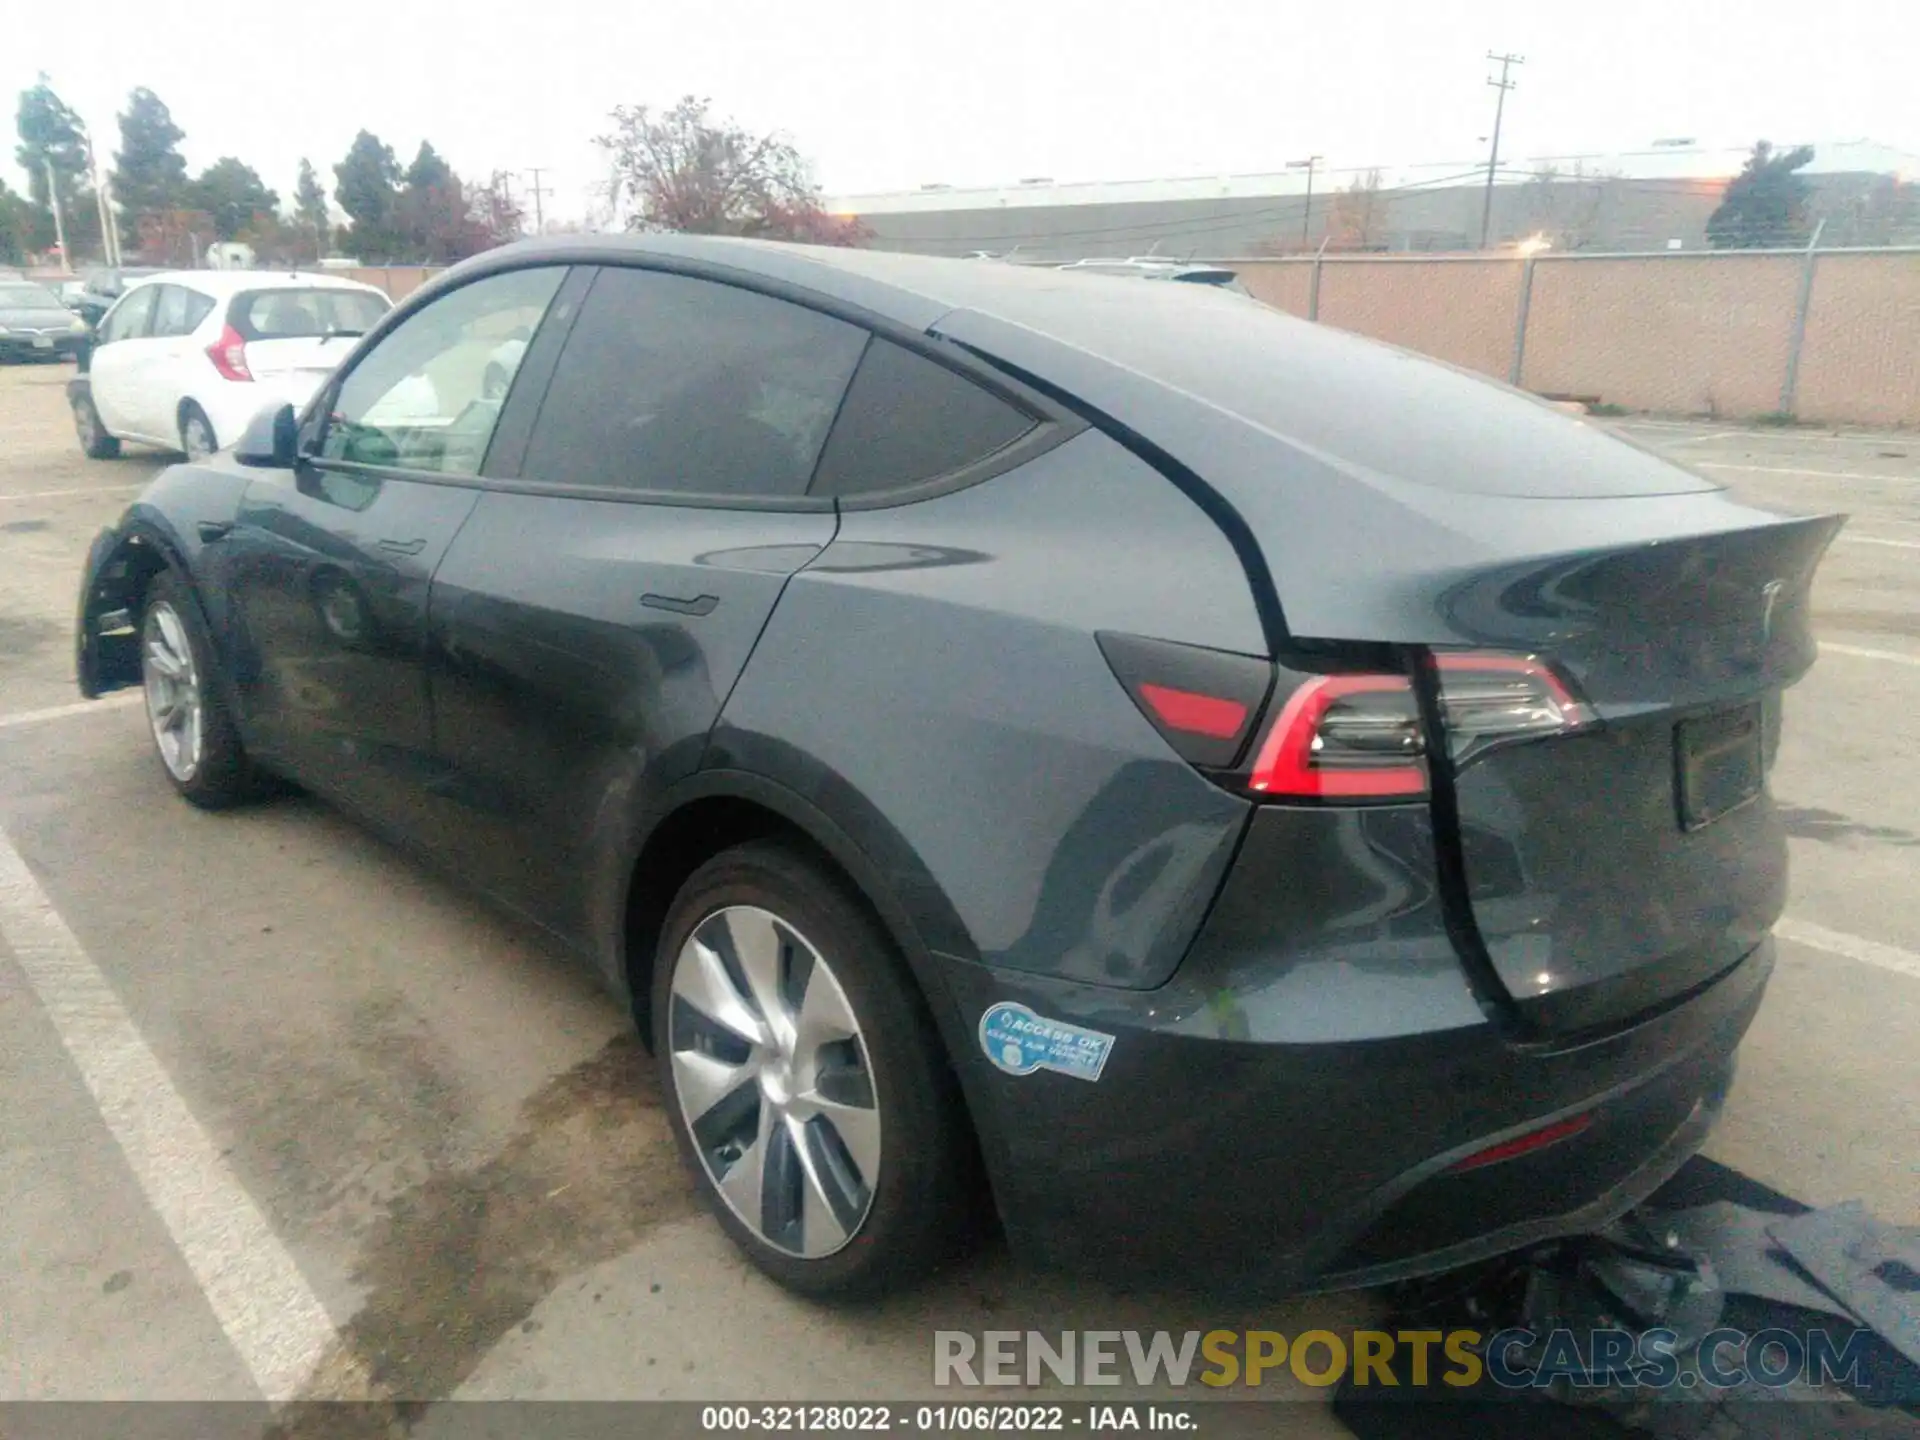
(70, 270), (391, 461)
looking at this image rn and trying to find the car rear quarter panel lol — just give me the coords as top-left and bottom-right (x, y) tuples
(710, 427), (1267, 993)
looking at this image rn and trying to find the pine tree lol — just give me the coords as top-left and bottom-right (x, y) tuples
(113, 87), (191, 250)
(1707, 142), (1816, 249)
(333, 130), (402, 261)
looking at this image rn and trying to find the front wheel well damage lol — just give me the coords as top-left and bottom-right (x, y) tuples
(85, 534), (173, 693)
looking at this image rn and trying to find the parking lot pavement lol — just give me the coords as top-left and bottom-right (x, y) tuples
(0, 359), (1914, 1428)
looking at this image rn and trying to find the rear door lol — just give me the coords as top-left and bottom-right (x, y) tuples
(131, 283), (218, 440)
(229, 285), (392, 407)
(85, 283), (160, 437)
(221, 264), (568, 833)
(422, 264), (868, 939)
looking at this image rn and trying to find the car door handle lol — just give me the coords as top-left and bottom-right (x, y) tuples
(375, 537), (426, 556)
(197, 521), (233, 542)
(641, 592), (719, 616)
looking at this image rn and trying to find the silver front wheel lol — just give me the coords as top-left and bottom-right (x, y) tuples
(668, 904), (881, 1259)
(142, 601), (204, 782)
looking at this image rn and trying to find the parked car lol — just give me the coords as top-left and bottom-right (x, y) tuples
(0, 279), (90, 362)
(70, 267), (166, 327)
(68, 271), (391, 460)
(1058, 257), (1253, 293)
(73, 235), (1838, 1301)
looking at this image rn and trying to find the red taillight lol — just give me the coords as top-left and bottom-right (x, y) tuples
(1247, 652), (1592, 802)
(1447, 1113), (1592, 1172)
(1248, 674), (1428, 798)
(1097, 632), (1272, 769)
(206, 323), (252, 382)
(1136, 683), (1250, 741)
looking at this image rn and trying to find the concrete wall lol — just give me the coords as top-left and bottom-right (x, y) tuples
(1229, 248), (1920, 427)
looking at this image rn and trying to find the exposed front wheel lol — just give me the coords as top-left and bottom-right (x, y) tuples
(73, 393), (120, 459)
(653, 841), (976, 1298)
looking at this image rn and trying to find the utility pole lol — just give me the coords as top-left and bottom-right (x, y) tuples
(42, 158), (70, 266)
(1480, 51), (1523, 249)
(82, 127), (121, 267)
(1289, 156), (1323, 247)
(524, 167), (552, 235)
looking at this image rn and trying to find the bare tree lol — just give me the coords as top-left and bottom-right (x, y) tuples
(596, 96), (867, 245)
(1327, 169), (1387, 250)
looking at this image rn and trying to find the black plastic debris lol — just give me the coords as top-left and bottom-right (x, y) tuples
(1332, 1158), (1920, 1440)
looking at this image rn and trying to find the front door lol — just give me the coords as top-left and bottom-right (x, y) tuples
(422, 264), (871, 940)
(85, 284), (160, 439)
(220, 263), (570, 832)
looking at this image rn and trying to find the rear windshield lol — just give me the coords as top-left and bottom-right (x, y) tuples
(230, 288), (390, 341)
(0, 284), (65, 310)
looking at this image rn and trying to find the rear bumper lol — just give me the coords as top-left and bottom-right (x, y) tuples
(930, 804), (1774, 1294)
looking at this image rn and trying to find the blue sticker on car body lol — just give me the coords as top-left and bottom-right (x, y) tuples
(978, 1002), (1115, 1082)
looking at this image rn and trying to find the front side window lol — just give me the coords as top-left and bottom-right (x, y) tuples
(98, 284), (158, 344)
(519, 267), (868, 499)
(319, 266), (564, 476)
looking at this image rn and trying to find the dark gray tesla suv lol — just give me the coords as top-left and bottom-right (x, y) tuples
(74, 234), (1841, 1299)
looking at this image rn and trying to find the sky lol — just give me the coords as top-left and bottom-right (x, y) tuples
(4, 0), (1914, 225)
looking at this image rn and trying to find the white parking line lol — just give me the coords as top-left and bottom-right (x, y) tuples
(0, 693), (143, 732)
(1777, 918), (1920, 982)
(0, 483), (145, 503)
(0, 825), (338, 1400)
(1822, 642), (1920, 668)
(1835, 534), (1920, 551)
(1697, 462), (1918, 484)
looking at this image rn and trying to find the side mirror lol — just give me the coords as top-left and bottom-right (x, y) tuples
(235, 403), (299, 468)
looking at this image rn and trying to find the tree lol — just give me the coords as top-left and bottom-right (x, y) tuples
(114, 87), (191, 252)
(1520, 161), (1616, 251)
(1328, 169), (1386, 250)
(404, 140), (454, 193)
(1707, 141), (1816, 249)
(0, 177), (52, 263)
(596, 96), (867, 244)
(191, 157), (278, 241)
(469, 171), (525, 247)
(15, 75), (102, 260)
(293, 157), (330, 258)
(334, 130), (403, 261)
(394, 139), (471, 262)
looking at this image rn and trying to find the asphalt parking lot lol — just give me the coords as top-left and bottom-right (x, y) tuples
(2, 360), (1916, 1431)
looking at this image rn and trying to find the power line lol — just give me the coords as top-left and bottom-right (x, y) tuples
(1480, 51), (1524, 249)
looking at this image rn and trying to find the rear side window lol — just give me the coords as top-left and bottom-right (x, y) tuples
(520, 267), (867, 499)
(151, 285), (215, 338)
(810, 339), (1036, 498)
(232, 288), (389, 341)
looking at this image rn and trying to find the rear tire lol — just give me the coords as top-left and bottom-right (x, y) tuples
(140, 570), (266, 810)
(73, 392), (120, 459)
(179, 403), (218, 461)
(653, 840), (976, 1299)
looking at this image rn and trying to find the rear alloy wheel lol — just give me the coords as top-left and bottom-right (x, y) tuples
(73, 392), (120, 459)
(139, 570), (266, 809)
(179, 404), (218, 460)
(654, 842), (975, 1297)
